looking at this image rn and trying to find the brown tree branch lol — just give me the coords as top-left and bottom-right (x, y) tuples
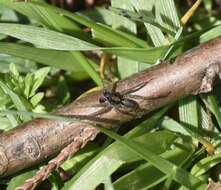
(16, 127), (98, 190)
(1, 37), (221, 185)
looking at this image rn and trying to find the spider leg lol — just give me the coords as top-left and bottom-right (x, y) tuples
(121, 78), (153, 95)
(126, 91), (171, 100)
(114, 107), (136, 117)
(114, 106), (149, 118)
(75, 103), (105, 108)
(89, 106), (112, 117)
(111, 81), (118, 93)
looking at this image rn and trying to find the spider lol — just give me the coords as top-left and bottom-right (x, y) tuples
(96, 82), (142, 117)
(75, 78), (171, 122)
(90, 79), (170, 118)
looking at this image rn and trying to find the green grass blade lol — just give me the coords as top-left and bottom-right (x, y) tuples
(64, 131), (176, 190)
(111, 0), (148, 78)
(130, 0), (166, 46)
(0, 23), (98, 51)
(0, 0), (81, 33)
(0, 81), (31, 121)
(145, 24), (166, 46)
(71, 52), (102, 85)
(0, 23), (172, 63)
(106, 45), (171, 63)
(6, 169), (37, 190)
(162, 27), (183, 60)
(199, 104), (212, 130)
(200, 24), (221, 43)
(191, 153), (221, 177)
(161, 117), (219, 141)
(92, 22), (147, 48)
(29, 1), (148, 48)
(0, 43), (86, 74)
(97, 126), (206, 190)
(107, 6), (173, 34)
(155, 0), (180, 33)
(0, 110), (83, 123)
(203, 94), (221, 129)
(62, 144), (100, 174)
(179, 96), (199, 128)
(114, 146), (194, 190)
(161, 117), (190, 135)
(127, 106), (171, 138)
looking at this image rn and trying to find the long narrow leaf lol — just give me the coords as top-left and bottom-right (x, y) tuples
(191, 153), (221, 177)
(0, 43), (86, 73)
(114, 146), (194, 190)
(0, 23), (171, 63)
(0, 23), (98, 51)
(0, 0), (81, 33)
(0, 44), (96, 84)
(97, 126), (206, 190)
(64, 131), (176, 190)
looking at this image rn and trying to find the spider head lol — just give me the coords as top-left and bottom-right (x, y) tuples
(99, 96), (106, 103)
(99, 90), (112, 103)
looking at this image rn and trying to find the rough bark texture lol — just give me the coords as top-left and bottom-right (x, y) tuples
(1, 36), (221, 177)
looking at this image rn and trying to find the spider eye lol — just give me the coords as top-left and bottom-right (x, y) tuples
(99, 96), (106, 103)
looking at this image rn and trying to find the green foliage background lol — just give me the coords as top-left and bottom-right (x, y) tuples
(0, 0), (221, 189)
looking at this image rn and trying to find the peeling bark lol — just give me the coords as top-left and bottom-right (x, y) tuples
(1, 36), (221, 178)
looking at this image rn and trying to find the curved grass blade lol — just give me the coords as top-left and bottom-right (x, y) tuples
(28, 1), (148, 48)
(0, 23), (98, 51)
(0, 1), (101, 84)
(71, 52), (102, 85)
(114, 146), (194, 190)
(0, 23), (171, 63)
(64, 131), (176, 190)
(106, 46), (171, 63)
(96, 126), (207, 190)
(0, 43), (85, 73)
(191, 153), (221, 177)
(62, 108), (172, 189)
(200, 24), (221, 43)
(0, 0), (81, 33)
(107, 6), (173, 35)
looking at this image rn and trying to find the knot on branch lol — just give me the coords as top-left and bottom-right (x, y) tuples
(24, 137), (41, 160)
(198, 63), (221, 93)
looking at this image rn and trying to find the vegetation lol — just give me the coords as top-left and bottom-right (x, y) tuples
(0, 0), (221, 189)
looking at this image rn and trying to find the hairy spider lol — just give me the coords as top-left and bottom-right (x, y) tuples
(97, 85), (140, 116)
(75, 79), (170, 120)
(90, 79), (156, 117)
